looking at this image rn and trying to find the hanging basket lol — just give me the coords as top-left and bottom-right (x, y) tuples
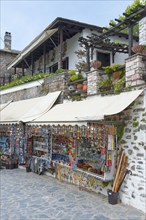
(131, 45), (144, 54)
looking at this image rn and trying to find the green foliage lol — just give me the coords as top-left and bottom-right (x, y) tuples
(0, 72), (56, 90)
(70, 94), (82, 101)
(111, 64), (121, 71)
(102, 64), (124, 79)
(120, 139), (127, 144)
(117, 123), (125, 141)
(78, 74), (83, 80)
(102, 66), (113, 79)
(55, 68), (66, 74)
(113, 76), (125, 94)
(133, 121), (139, 127)
(108, 0), (146, 36)
(70, 74), (79, 82)
(69, 73), (83, 82)
(99, 79), (112, 88)
(69, 70), (76, 75)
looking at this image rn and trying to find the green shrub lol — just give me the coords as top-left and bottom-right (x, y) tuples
(70, 74), (79, 82)
(0, 72), (56, 90)
(69, 70), (76, 75)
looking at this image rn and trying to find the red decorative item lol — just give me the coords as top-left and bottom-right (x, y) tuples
(101, 148), (106, 155)
(106, 160), (112, 166)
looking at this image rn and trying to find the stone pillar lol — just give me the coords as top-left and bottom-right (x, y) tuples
(125, 54), (146, 87)
(139, 17), (146, 45)
(87, 70), (103, 95)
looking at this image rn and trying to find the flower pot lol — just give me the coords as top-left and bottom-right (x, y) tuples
(91, 60), (102, 69)
(132, 45), (144, 54)
(112, 71), (120, 80)
(82, 83), (87, 92)
(76, 83), (83, 90)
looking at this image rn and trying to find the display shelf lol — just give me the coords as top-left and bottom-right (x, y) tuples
(54, 161), (71, 169)
(76, 168), (105, 181)
(35, 147), (48, 152)
(32, 155), (50, 161)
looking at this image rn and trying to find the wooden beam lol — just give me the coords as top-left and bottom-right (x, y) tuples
(43, 43), (46, 73)
(86, 45), (90, 71)
(58, 27), (63, 69)
(128, 25), (133, 57)
(31, 53), (34, 76)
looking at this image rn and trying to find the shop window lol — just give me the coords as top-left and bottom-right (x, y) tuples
(33, 136), (51, 157)
(96, 51), (110, 67)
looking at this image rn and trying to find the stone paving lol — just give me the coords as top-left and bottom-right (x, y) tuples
(0, 168), (145, 220)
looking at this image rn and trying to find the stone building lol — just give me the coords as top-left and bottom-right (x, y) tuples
(0, 12), (146, 214)
(0, 32), (20, 86)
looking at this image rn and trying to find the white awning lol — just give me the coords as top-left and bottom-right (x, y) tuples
(7, 28), (58, 70)
(0, 101), (12, 111)
(0, 91), (61, 124)
(30, 90), (143, 125)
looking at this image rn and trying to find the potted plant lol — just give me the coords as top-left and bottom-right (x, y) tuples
(99, 79), (113, 92)
(111, 64), (123, 80)
(102, 66), (113, 80)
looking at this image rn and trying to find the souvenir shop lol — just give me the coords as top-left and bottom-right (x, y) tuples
(26, 122), (118, 193)
(0, 123), (26, 168)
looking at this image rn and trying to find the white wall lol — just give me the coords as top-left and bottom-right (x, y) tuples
(32, 28), (136, 73)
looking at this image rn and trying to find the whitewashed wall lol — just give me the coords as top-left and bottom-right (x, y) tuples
(31, 28), (134, 73)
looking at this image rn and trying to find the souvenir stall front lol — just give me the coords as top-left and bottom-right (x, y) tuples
(0, 123), (25, 168)
(49, 123), (117, 194)
(26, 125), (52, 174)
(28, 90), (143, 193)
(27, 122), (118, 194)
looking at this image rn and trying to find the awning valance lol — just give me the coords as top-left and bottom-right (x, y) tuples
(29, 90), (143, 125)
(0, 91), (61, 124)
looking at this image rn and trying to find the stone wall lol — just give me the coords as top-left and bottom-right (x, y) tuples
(139, 17), (146, 45)
(105, 90), (146, 213)
(0, 73), (69, 104)
(125, 53), (146, 87)
(87, 70), (104, 95)
(0, 50), (19, 85)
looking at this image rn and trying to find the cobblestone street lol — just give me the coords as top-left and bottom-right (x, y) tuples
(0, 168), (145, 220)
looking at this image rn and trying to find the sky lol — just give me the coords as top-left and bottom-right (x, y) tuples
(0, 0), (135, 51)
